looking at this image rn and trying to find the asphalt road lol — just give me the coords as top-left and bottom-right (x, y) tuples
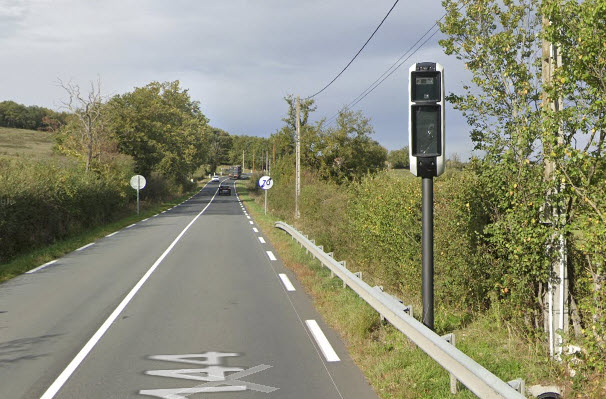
(0, 178), (379, 399)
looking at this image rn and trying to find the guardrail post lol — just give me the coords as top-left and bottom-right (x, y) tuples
(327, 252), (334, 258)
(442, 333), (458, 394)
(507, 379), (525, 395)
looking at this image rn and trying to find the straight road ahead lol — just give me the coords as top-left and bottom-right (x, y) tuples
(0, 178), (378, 399)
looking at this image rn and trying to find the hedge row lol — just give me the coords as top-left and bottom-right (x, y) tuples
(0, 157), (132, 262)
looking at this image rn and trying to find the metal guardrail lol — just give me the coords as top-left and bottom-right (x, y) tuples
(275, 221), (526, 399)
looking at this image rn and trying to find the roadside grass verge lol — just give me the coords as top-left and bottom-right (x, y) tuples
(237, 181), (563, 398)
(0, 185), (204, 283)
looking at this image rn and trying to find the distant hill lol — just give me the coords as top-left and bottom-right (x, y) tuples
(0, 127), (56, 158)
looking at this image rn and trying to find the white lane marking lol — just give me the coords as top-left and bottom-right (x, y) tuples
(105, 231), (118, 238)
(266, 251), (276, 261)
(258, 237), (266, 244)
(152, 214), (158, 217)
(305, 320), (340, 362)
(26, 260), (57, 274)
(161, 211), (166, 214)
(126, 223), (136, 229)
(142, 218), (149, 222)
(278, 274), (296, 292)
(246, 216), (251, 219)
(249, 221), (254, 225)
(76, 243), (94, 251)
(252, 228), (259, 233)
(39, 187), (220, 399)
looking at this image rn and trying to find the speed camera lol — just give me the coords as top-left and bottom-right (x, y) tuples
(409, 62), (445, 177)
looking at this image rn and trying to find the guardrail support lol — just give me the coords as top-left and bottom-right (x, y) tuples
(507, 379), (525, 395)
(442, 333), (458, 394)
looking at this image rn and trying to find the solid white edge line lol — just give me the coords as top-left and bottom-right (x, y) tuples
(258, 237), (266, 244)
(105, 231), (118, 238)
(305, 320), (341, 362)
(278, 273), (296, 292)
(26, 260), (57, 274)
(39, 185), (220, 399)
(266, 251), (277, 261)
(126, 223), (136, 229)
(252, 228), (259, 233)
(142, 218), (149, 222)
(76, 243), (94, 251)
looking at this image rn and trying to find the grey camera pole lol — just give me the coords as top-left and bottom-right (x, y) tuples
(422, 176), (434, 330)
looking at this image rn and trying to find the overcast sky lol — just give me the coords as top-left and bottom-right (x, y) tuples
(1, 0), (475, 157)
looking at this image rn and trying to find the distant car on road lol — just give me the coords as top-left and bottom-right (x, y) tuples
(211, 175), (220, 183)
(218, 184), (231, 195)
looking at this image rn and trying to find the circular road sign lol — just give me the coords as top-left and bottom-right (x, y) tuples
(130, 175), (147, 190)
(258, 175), (273, 190)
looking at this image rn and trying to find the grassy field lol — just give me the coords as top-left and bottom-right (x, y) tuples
(237, 181), (565, 398)
(0, 127), (56, 157)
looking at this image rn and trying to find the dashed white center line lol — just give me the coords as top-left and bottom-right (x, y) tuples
(305, 320), (341, 362)
(266, 251), (277, 261)
(26, 260), (57, 274)
(278, 274), (296, 291)
(258, 237), (266, 244)
(253, 228), (259, 233)
(249, 221), (254, 225)
(246, 216), (251, 219)
(76, 243), (94, 251)
(105, 232), (118, 238)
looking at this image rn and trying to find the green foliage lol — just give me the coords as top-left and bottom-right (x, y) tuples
(0, 156), (132, 263)
(0, 101), (67, 131)
(108, 81), (209, 183)
(387, 147), (409, 169)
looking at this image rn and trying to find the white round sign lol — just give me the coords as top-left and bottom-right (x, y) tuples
(130, 175), (147, 190)
(258, 175), (273, 190)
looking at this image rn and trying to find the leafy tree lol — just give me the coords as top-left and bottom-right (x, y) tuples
(308, 109), (387, 182)
(108, 81), (209, 183)
(387, 147), (409, 169)
(207, 127), (233, 173)
(271, 94), (317, 157)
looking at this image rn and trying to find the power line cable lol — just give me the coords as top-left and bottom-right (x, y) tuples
(326, 26), (441, 124)
(306, 0), (400, 99)
(324, 3), (467, 125)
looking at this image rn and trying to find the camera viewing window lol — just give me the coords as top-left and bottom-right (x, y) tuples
(411, 105), (441, 157)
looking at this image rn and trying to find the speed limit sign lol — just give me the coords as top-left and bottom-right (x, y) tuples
(258, 175), (273, 190)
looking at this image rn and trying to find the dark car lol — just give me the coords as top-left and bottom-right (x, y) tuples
(218, 185), (231, 196)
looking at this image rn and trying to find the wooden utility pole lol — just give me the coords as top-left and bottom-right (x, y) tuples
(542, 16), (568, 359)
(252, 149), (255, 174)
(295, 96), (301, 219)
(242, 150), (245, 172)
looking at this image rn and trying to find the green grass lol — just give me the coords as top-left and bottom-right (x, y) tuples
(0, 188), (200, 283)
(0, 127), (56, 158)
(237, 181), (564, 398)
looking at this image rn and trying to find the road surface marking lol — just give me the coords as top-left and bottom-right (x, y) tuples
(258, 237), (266, 244)
(76, 243), (94, 251)
(39, 187), (220, 399)
(249, 221), (254, 225)
(246, 216), (251, 219)
(266, 251), (276, 261)
(305, 320), (340, 362)
(27, 260), (57, 274)
(105, 231), (118, 237)
(126, 223), (136, 228)
(142, 218), (149, 222)
(253, 228), (259, 233)
(278, 274), (296, 291)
